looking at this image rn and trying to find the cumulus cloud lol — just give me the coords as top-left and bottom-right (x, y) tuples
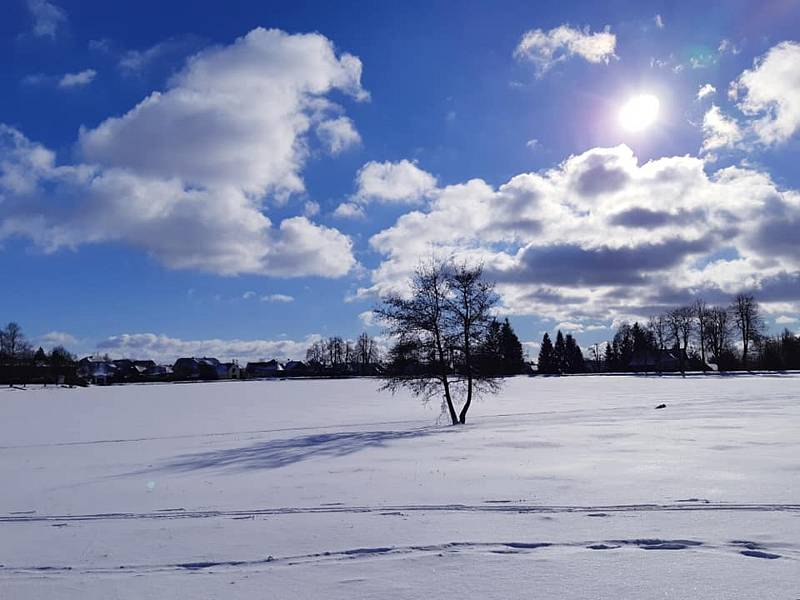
(775, 315), (798, 325)
(333, 202), (366, 219)
(58, 69), (96, 89)
(26, 0), (66, 38)
(732, 41), (800, 145)
(0, 29), (364, 278)
(514, 25), (616, 76)
(363, 145), (800, 322)
(697, 84), (716, 100)
(96, 332), (318, 362)
(700, 105), (743, 154)
(354, 160), (437, 204)
(316, 116), (360, 154)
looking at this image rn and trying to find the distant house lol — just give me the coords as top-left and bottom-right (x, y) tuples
(629, 349), (685, 372)
(222, 361), (242, 379)
(245, 360), (284, 378)
(144, 364), (173, 381)
(133, 360), (156, 374)
(173, 357), (227, 380)
(283, 360), (308, 377)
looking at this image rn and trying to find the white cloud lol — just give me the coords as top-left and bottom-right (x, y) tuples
(316, 116), (360, 154)
(359, 310), (378, 328)
(36, 331), (78, 348)
(526, 138), (539, 149)
(362, 145), (800, 322)
(354, 160), (436, 203)
(0, 29), (363, 278)
(333, 202), (366, 219)
(700, 105), (743, 154)
(303, 200), (320, 217)
(242, 291), (256, 300)
(654, 14), (664, 29)
(555, 321), (584, 332)
(514, 25), (616, 76)
(96, 332), (318, 362)
(697, 84), (716, 100)
(261, 293), (294, 303)
(58, 69), (96, 89)
(26, 0), (66, 38)
(775, 315), (798, 325)
(732, 41), (800, 145)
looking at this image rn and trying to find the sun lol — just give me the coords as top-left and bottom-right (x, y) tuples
(618, 94), (660, 132)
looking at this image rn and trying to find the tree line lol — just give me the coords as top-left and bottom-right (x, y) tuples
(0, 322), (75, 367)
(596, 294), (800, 373)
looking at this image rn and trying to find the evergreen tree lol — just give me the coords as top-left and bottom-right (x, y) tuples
(500, 318), (525, 375)
(537, 333), (555, 374)
(478, 319), (503, 375)
(564, 334), (585, 373)
(34, 347), (47, 363)
(553, 330), (566, 374)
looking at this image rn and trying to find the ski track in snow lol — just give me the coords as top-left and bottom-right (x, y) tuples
(0, 534), (795, 577)
(2, 501), (799, 524)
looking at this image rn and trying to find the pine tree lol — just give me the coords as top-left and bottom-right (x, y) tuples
(553, 330), (566, 374)
(538, 333), (555, 374)
(564, 334), (585, 373)
(500, 318), (525, 375)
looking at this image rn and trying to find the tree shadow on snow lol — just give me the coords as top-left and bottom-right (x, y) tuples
(150, 427), (446, 473)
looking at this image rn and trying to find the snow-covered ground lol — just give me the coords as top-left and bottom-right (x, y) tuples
(1, 375), (798, 598)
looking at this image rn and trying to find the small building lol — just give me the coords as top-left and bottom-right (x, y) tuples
(173, 357), (227, 380)
(245, 360), (284, 378)
(222, 361), (242, 379)
(283, 360), (308, 377)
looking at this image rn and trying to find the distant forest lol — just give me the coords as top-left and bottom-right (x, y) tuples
(2, 292), (799, 387)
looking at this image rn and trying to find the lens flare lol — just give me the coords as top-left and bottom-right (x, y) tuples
(618, 94), (660, 132)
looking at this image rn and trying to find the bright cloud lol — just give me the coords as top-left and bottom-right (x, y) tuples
(316, 116), (361, 154)
(775, 315), (798, 325)
(0, 29), (364, 278)
(732, 41), (800, 144)
(58, 69), (97, 88)
(701, 105), (743, 154)
(354, 160), (437, 204)
(514, 25), (617, 75)
(96, 332), (318, 362)
(697, 84), (716, 100)
(363, 145), (800, 322)
(333, 202), (366, 219)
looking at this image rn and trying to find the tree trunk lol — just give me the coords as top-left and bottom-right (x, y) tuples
(435, 333), (458, 425)
(459, 322), (473, 424)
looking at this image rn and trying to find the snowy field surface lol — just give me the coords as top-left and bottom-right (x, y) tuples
(1, 375), (798, 598)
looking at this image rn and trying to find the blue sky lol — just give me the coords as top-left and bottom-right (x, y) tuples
(1, 0), (799, 361)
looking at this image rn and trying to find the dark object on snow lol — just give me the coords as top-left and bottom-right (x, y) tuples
(655, 403), (667, 409)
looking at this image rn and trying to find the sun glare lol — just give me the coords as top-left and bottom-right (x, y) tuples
(618, 94), (660, 132)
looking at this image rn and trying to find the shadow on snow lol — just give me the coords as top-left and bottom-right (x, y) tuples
(147, 427), (446, 473)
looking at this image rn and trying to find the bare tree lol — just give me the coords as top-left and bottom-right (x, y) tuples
(705, 306), (733, 369)
(446, 262), (500, 424)
(0, 322), (32, 362)
(377, 258), (500, 425)
(731, 293), (764, 368)
(694, 299), (709, 368)
(377, 258), (459, 424)
(647, 314), (669, 373)
(668, 306), (694, 375)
